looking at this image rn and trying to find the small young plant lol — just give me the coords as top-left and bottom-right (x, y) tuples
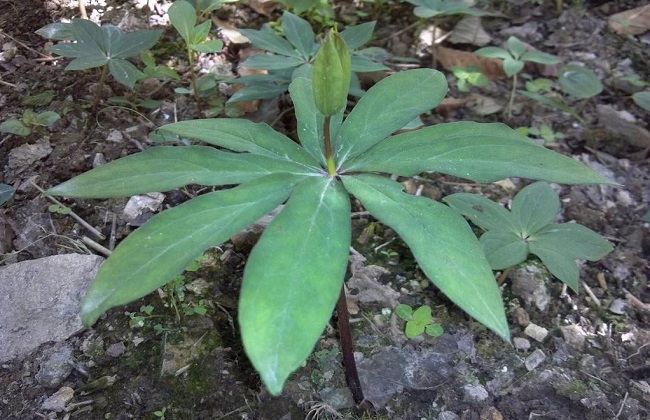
(168, 0), (225, 116)
(451, 65), (489, 92)
(231, 12), (388, 102)
(405, 0), (492, 69)
(47, 30), (613, 401)
(518, 124), (566, 145)
(0, 109), (60, 136)
(443, 182), (613, 291)
(278, 0), (336, 28)
(475, 36), (559, 119)
(395, 304), (444, 339)
(558, 64), (603, 100)
(632, 91), (650, 111)
(187, 0), (238, 19)
(36, 19), (162, 111)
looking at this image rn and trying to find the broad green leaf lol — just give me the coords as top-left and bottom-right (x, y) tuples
(46, 146), (313, 198)
(521, 50), (559, 65)
(81, 173), (300, 326)
(632, 91), (650, 111)
(506, 36), (526, 58)
(281, 12), (315, 58)
(169, 0), (196, 44)
(558, 65), (603, 99)
(240, 176), (351, 395)
(342, 174), (510, 341)
(334, 69), (447, 165)
(343, 122), (615, 185)
(425, 323), (444, 336)
(412, 305), (433, 324)
(395, 303), (413, 320)
(240, 54), (305, 70)
(109, 59), (143, 89)
(475, 46), (511, 60)
(480, 230), (528, 270)
(511, 182), (559, 235)
(112, 29), (163, 59)
(340, 21), (376, 50)
(102, 25), (123, 55)
(0, 183), (15, 207)
(71, 18), (106, 53)
(36, 22), (74, 41)
(503, 57), (524, 77)
(405, 322), (425, 338)
(443, 193), (514, 232)
(227, 83), (288, 103)
(48, 43), (89, 58)
(159, 118), (319, 168)
(350, 55), (390, 72)
(529, 223), (613, 291)
(33, 111), (60, 126)
(190, 39), (223, 53)
(239, 27), (300, 58)
(66, 55), (109, 71)
(189, 20), (211, 45)
(0, 119), (30, 136)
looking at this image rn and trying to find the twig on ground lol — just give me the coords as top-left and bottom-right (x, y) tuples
(581, 280), (601, 307)
(0, 29), (50, 58)
(596, 272), (608, 290)
(81, 236), (111, 256)
(613, 392), (628, 419)
(622, 288), (649, 312)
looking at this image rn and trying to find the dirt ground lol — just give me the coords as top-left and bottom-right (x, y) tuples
(0, 0), (648, 419)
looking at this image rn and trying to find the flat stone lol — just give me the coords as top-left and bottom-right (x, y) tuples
(525, 349), (546, 371)
(524, 323), (549, 342)
(560, 324), (587, 350)
(41, 386), (74, 412)
(511, 265), (551, 311)
(0, 254), (104, 363)
(463, 384), (489, 402)
(513, 337), (531, 351)
(36, 344), (74, 388)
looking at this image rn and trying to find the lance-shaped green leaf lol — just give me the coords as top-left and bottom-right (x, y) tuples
(108, 59), (143, 89)
(480, 230), (528, 270)
(443, 193), (514, 232)
(159, 119), (319, 168)
(334, 69), (447, 165)
(240, 54), (306, 70)
(511, 182), (559, 235)
(240, 176), (351, 395)
(340, 21), (376, 50)
(528, 223), (613, 291)
(343, 122), (615, 185)
(46, 146), (313, 198)
(169, 0), (196, 44)
(81, 173), (301, 327)
(342, 174), (509, 341)
(239, 26), (300, 58)
(281, 11), (315, 58)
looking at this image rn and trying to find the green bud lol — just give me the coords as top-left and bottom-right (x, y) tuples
(312, 30), (351, 117)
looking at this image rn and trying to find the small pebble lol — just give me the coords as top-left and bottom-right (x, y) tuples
(512, 307), (530, 327)
(513, 337), (531, 351)
(524, 323), (549, 342)
(480, 406), (503, 420)
(41, 386), (74, 412)
(525, 349), (546, 371)
(609, 298), (628, 315)
(560, 324), (587, 351)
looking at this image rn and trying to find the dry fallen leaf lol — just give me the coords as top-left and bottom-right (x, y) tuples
(448, 16), (492, 47)
(608, 5), (650, 36)
(436, 46), (505, 80)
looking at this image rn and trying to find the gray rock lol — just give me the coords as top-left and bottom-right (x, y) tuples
(438, 411), (460, 420)
(463, 384), (489, 402)
(510, 265), (551, 311)
(513, 337), (531, 351)
(609, 298), (628, 315)
(560, 324), (587, 350)
(0, 254), (104, 363)
(524, 323), (549, 342)
(41, 386), (74, 412)
(525, 349), (546, 371)
(320, 387), (354, 410)
(36, 344), (74, 388)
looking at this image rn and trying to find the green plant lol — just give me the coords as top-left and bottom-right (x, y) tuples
(153, 406), (167, 420)
(187, 0), (238, 18)
(36, 19), (162, 111)
(0, 109), (60, 136)
(475, 36), (559, 118)
(518, 124), (566, 144)
(168, 0), (225, 116)
(128, 304), (158, 328)
(451, 65), (489, 92)
(395, 304), (444, 338)
(405, 0), (492, 68)
(632, 90), (650, 111)
(525, 77), (553, 93)
(231, 12), (388, 102)
(557, 64), (603, 100)
(46, 32), (612, 400)
(444, 182), (613, 290)
(278, 0), (336, 27)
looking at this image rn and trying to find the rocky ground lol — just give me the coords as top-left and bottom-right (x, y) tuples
(0, 0), (648, 419)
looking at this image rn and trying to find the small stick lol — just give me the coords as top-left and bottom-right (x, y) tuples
(581, 280), (601, 307)
(622, 288), (650, 312)
(596, 272), (608, 291)
(613, 392), (628, 419)
(79, 0), (88, 19)
(81, 236), (111, 256)
(0, 29), (50, 58)
(31, 181), (106, 240)
(336, 284), (365, 405)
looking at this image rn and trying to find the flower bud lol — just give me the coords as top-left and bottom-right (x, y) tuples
(312, 30), (351, 116)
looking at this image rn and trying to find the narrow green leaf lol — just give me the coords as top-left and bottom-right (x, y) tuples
(239, 54), (305, 70)
(169, 0), (196, 44)
(81, 173), (300, 327)
(240, 176), (351, 395)
(281, 12), (315, 59)
(443, 193), (515, 232)
(108, 59), (142, 89)
(66, 55), (109, 71)
(511, 182), (559, 235)
(227, 83), (288, 103)
(558, 65), (603, 99)
(340, 21), (376, 50)
(350, 55), (390, 72)
(36, 22), (74, 41)
(342, 174), (510, 341)
(288, 77), (326, 164)
(190, 39), (223, 53)
(506, 36), (526, 59)
(159, 118), (319, 168)
(189, 20), (211, 45)
(48, 43), (88, 58)
(517, 90), (581, 120)
(480, 230), (528, 270)
(334, 68), (447, 165)
(239, 27), (300, 58)
(475, 46), (511, 60)
(46, 146), (313, 198)
(112, 29), (163, 59)
(343, 122), (616, 185)
(521, 51), (559, 65)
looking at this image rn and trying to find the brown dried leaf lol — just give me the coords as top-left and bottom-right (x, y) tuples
(608, 5), (650, 36)
(248, 0), (281, 17)
(436, 46), (505, 80)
